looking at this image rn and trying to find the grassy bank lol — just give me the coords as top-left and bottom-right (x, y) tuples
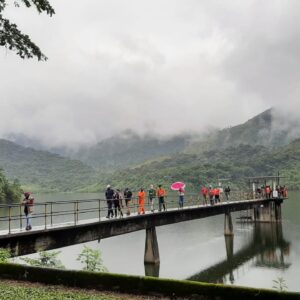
(0, 280), (151, 300)
(0, 263), (300, 299)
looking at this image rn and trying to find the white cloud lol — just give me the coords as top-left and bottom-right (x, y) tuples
(1, 0), (299, 147)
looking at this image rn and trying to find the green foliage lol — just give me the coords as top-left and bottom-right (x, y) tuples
(0, 262), (299, 300)
(0, 139), (97, 192)
(87, 140), (300, 193)
(0, 248), (11, 262)
(0, 0), (55, 60)
(21, 250), (65, 269)
(0, 281), (123, 299)
(0, 168), (22, 203)
(77, 245), (108, 272)
(272, 277), (288, 292)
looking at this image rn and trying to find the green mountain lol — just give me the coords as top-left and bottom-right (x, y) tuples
(0, 139), (96, 192)
(87, 139), (300, 192)
(72, 130), (190, 171)
(1, 108), (299, 193)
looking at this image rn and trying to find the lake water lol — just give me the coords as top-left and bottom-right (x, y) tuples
(18, 191), (300, 292)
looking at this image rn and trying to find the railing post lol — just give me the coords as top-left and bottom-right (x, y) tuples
(44, 203), (47, 230)
(50, 202), (53, 227)
(99, 199), (101, 221)
(76, 201), (79, 223)
(8, 205), (11, 234)
(74, 202), (77, 225)
(19, 204), (22, 230)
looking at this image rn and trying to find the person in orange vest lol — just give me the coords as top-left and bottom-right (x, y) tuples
(157, 184), (166, 212)
(201, 186), (208, 205)
(214, 187), (220, 203)
(138, 188), (146, 215)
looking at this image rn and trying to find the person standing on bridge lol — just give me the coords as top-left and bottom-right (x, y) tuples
(148, 184), (156, 212)
(22, 192), (34, 231)
(208, 186), (214, 205)
(138, 188), (146, 215)
(178, 187), (185, 208)
(214, 187), (220, 203)
(113, 189), (123, 218)
(124, 188), (133, 216)
(224, 186), (231, 202)
(157, 184), (166, 212)
(201, 186), (208, 205)
(105, 185), (114, 218)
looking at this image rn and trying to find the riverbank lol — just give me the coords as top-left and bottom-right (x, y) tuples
(0, 263), (299, 299)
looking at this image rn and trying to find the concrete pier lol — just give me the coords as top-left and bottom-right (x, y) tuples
(144, 227), (160, 264)
(224, 212), (234, 236)
(253, 199), (282, 223)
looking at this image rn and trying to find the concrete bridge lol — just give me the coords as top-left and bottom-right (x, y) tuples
(0, 195), (285, 266)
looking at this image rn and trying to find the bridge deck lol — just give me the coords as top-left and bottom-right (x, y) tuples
(0, 199), (262, 237)
(0, 196), (284, 256)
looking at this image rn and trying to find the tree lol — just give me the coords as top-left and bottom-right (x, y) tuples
(0, 0), (55, 60)
(0, 169), (22, 203)
(21, 250), (65, 269)
(77, 245), (108, 272)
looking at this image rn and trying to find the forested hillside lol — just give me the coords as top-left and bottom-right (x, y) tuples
(186, 109), (300, 153)
(72, 131), (190, 171)
(85, 140), (300, 192)
(1, 109), (299, 193)
(0, 139), (97, 192)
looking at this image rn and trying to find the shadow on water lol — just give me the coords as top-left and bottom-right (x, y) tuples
(187, 222), (291, 284)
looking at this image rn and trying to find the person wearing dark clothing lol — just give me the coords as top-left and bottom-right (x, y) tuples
(113, 189), (123, 218)
(148, 184), (156, 212)
(22, 192), (34, 230)
(124, 188), (133, 216)
(105, 185), (114, 218)
(224, 186), (231, 201)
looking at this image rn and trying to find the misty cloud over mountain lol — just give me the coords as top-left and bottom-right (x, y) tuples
(1, 1), (300, 148)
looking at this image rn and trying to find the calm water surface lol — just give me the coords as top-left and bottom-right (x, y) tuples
(21, 191), (300, 292)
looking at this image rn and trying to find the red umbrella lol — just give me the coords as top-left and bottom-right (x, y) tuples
(171, 182), (186, 191)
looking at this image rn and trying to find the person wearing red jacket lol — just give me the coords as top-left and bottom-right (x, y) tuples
(213, 188), (220, 203)
(201, 186), (208, 205)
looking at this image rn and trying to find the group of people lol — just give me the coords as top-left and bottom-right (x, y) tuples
(105, 184), (168, 218)
(256, 185), (288, 199)
(105, 184), (233, 218)
(201, 186), (231, 205)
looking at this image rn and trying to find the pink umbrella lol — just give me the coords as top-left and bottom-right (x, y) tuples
(171, 182), (186, 191)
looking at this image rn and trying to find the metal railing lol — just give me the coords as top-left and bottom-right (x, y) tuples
(0, 191), (269, 235)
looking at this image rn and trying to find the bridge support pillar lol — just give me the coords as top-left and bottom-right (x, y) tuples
(144, 226), (160, 264)
(253, 201), (281, 223)
(224, 212), (234, 236)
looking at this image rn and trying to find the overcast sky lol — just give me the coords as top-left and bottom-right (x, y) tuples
(1, 0), (299, 148)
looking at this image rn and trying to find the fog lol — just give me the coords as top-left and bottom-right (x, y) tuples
(1, 0), (299, 148)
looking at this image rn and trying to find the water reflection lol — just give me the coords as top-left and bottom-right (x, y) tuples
(188, 222), (291, 284)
